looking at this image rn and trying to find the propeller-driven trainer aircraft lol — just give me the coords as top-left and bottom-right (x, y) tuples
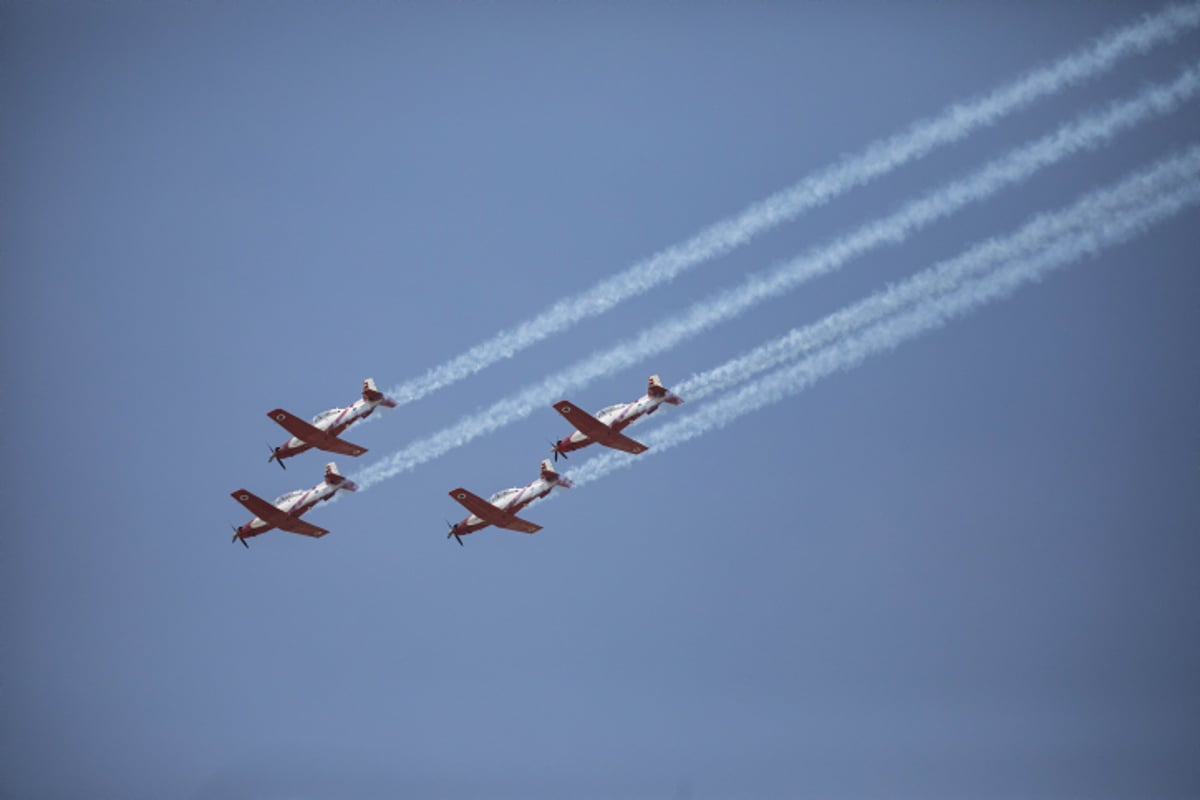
(445, 460), (573, 545)
(267, 378), (397, 468)
(230, 462), (357, 547)
(551, 374), (683, 461)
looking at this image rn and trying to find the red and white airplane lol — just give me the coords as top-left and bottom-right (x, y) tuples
(550, 374), (683, 461)
(266, 378), (397, 468)
(446, 460), (573, 545)
(230, 462), (358, 547)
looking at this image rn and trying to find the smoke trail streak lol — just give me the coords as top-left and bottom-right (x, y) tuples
(383, 4), (1200, 408)
(565, 163), (1200, 487)
(676, 145), (1200, 403)
(352, 68), (1199, 490)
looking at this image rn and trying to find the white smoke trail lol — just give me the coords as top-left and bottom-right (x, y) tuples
(383, 3), (1200, 408)
(565, 160), (1200, 487)
(351, 67), (1200, 490)
(676, 144), (1200, 403)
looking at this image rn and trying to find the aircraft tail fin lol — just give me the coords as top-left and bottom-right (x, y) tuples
(363, 378), (398, 408)
(648, 374), (683, 405)
(325, 462), (359, 492)
(540, 459), (573, 489)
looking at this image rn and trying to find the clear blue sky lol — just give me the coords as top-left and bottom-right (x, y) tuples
(3, 3), (1198, 798)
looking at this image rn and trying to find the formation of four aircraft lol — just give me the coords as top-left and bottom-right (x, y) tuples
(229, 376), (684, 548)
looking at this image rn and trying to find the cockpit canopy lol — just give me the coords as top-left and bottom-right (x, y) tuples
(488, 487), (521, 505)
(596, 403), (625, 419)
(311, 408), (343, 425)
(274, 489), (306, 507)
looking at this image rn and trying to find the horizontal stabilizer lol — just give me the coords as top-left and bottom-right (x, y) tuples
(540, 459), (572, 488)
(323, 462), (358, 491)
(363, 378), (398, 408)
(648, 374), (683, 405)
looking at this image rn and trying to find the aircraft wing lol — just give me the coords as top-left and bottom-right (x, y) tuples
(552, 400), (648, 455)
(274, 517), (330, 538)
(267, 408), (368, 457)
(448, 488), (542, 534)
(230, 489), (330, 538)
(231, 489), (290, 526)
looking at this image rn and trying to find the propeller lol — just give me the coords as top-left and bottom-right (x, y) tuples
(549, 439), (567, 462)
(267, 443), (286, 470)
(446, 520), (464, 547)
(231, 525), (249, 549)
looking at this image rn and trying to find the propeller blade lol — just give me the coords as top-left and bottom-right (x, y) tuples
(455, 533), (464, 547)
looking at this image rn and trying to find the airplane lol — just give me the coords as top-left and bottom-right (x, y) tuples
(230, 462), (358, 548)
(445, 459), (573, 545)
(266, 378), (398, 468)
(550, 374), (683, 461)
